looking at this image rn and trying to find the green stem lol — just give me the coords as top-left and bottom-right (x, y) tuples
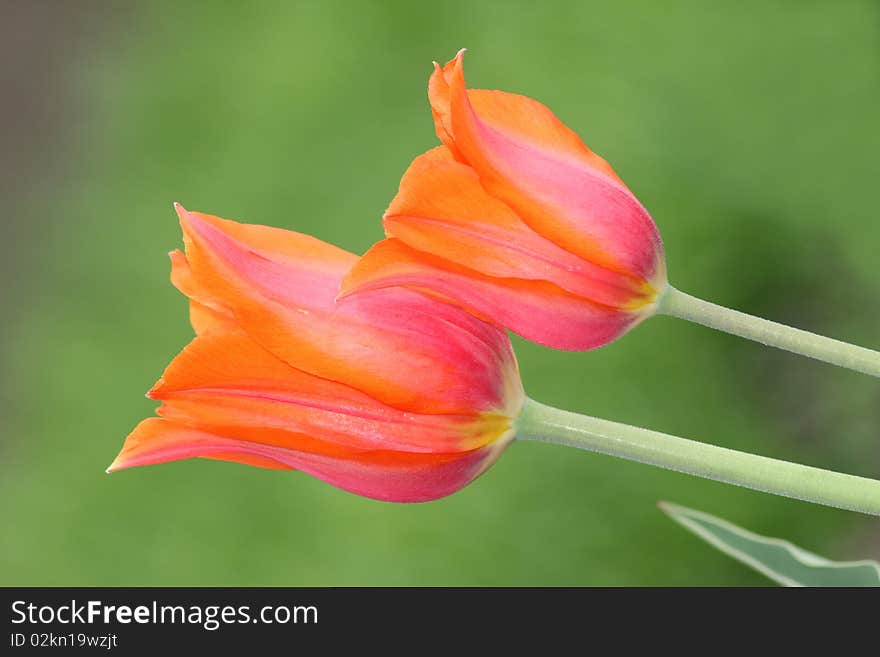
(517, 398), (880, 516)
(659, 286), (880, 378)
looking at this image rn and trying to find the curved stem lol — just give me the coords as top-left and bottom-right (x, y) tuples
(659, 286), (880, 378)
(517, 398), (880, 516)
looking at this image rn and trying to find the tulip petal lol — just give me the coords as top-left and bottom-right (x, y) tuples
(430, 51), (624, 186)
(385, 146), (652, 308)
(342, 239), (645, 351)
(175, 205), (518, 415)
(150, 330), (513, 453)
(334, 286), (521, 413)
(175, 204), (357, 313)
(430, 51), (664, 283)
(170, 249), (238, 335)
(187, 301), (238, 335)
(109, 418), (511, 503)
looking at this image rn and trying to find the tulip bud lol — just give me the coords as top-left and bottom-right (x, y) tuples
(342, 50), (667, 350)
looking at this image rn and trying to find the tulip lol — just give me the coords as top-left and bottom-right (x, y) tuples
(342, 49), (666, 351)
(108, 205), (524, 502)
(341, 50), (880, 379)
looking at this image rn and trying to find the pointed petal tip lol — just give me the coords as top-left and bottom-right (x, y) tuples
(449, 49), (466, 70)
(173, 202), (197, 226)
(173, 204), (210, 239)
(107, 448), (138, 474)
(434, 49), (465, 72)
(172, 202), (188, 222)
(146, 378), (166, 399)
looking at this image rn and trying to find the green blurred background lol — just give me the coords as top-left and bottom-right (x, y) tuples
(2, 0), (878, 586)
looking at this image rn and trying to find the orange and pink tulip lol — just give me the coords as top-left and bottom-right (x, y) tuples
(108, 205), (524, 502)
(341, 50), (667, 350)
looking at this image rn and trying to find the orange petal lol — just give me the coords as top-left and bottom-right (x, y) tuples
(385, 146), (651, 308)
(150, 330), (512, 453)
(169, 249), (238, 335)
(108, 418), (512, 503)
(341, 239), (646, 351)
(175, 205), (357, 314)
(187, 300), (238, 335)
(430, 51), (665, 284)
(430, 50), (623, 186)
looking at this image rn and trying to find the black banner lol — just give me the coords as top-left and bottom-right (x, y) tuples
(1, 587), (870, 651)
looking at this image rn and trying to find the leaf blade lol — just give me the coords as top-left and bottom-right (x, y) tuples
(659, 501), (880, 587)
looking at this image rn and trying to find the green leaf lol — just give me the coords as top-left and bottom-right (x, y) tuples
(659, 502), (880, 587)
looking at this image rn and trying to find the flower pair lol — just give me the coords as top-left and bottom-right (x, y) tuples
(110, 51), (669, 500)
